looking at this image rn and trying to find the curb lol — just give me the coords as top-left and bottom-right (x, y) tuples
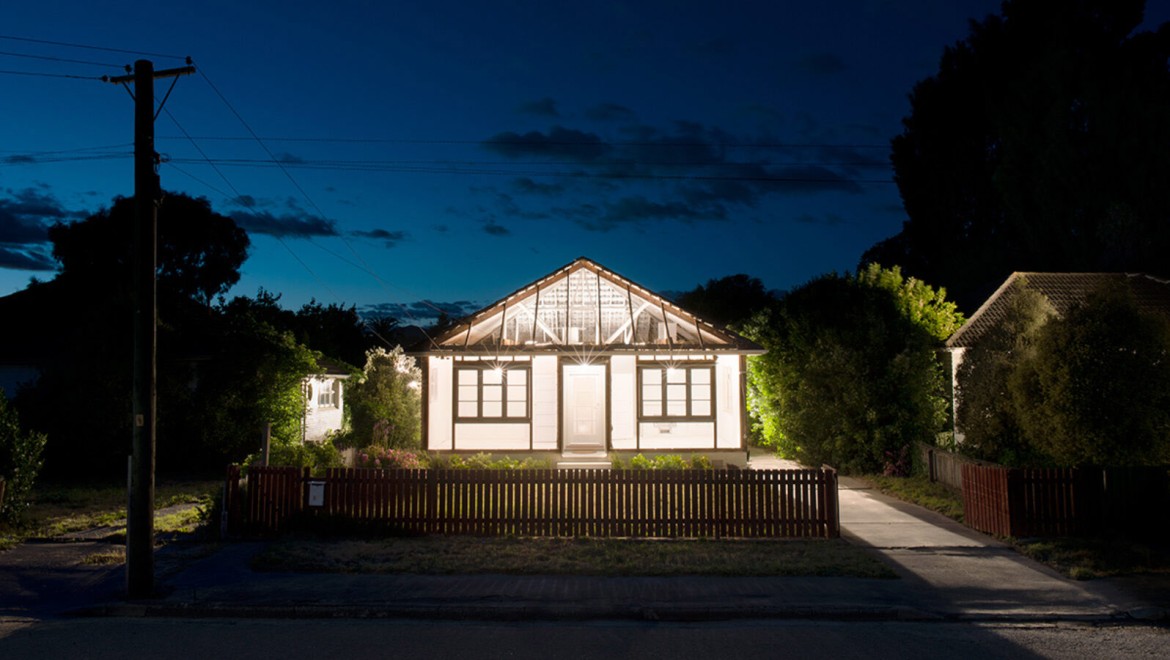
(71, 601), (1161, 624)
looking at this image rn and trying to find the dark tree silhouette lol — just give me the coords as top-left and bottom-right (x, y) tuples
(49, 192), (250, 307)
(674, 274), (775, 328)
(865, 0), (1170, 310)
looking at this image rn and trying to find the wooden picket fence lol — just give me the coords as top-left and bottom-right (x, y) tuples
(224, 465), (840, 539)
(961, 463), (1170, 538)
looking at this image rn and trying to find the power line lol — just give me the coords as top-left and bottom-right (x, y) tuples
(0, 49), (129, 69)
(156, 134), (891, 150)
(163, 157), (894, 184)
(0, 34), (187, 60)
(0, 68), (103, 80)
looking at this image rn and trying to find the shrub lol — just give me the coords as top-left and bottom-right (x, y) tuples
(346, 346), (422, 450)
(428, 453), (552, 470)
(243, 438), (343, 474)
(0, 394), (47, 524)
(355, 447), (425, 470)
(623, 453), (700, 470)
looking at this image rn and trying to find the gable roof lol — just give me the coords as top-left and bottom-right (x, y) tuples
(946, 272), (1170, 349)
(421, 257), (763, 355)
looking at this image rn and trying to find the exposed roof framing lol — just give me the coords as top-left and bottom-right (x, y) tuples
(422, 257), (763, 355)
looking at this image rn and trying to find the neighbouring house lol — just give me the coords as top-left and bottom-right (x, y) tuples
(302, 359), (352, 443)
(413, 257), (765, 468)
(944, 272), (1170, 441)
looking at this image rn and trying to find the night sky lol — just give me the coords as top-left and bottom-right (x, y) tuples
(3, 1), (1164, 324)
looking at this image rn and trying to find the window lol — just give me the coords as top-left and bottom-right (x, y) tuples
(316, 379), (339, 408)
(455, 366), (530, 421)
(639, 364), (713, 420)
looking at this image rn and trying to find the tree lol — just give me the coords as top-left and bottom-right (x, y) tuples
(865, 0), (1170, 310)
(1009, 283), (1170, 466)
(743, 266), (963, 473)
(49, 192), (250, 307)
(0, 392), (47, 523)
(674, 274), (775, 328)
(194, 313), (323, 463)
(293, 300), (367, 367)
(954, 281), (1056, 465)
(344, 347), (422, 450)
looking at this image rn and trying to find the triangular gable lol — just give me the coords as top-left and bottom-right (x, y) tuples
(426, 257), (762, 354)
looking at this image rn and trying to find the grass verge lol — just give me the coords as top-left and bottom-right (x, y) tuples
(254, 535), (897, 578)
(860, 473), (964, 522)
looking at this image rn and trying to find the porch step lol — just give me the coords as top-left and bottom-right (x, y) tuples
(557, 451), (611, 470)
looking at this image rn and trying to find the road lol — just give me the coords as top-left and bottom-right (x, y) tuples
(2, 617), (1168, 659)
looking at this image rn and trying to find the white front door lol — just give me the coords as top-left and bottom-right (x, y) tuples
(562, 364), (606, 452)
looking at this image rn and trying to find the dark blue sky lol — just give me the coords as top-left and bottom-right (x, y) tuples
(3, 1), (1163, 323)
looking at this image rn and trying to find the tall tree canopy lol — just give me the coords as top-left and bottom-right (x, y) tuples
(674, 274), (775, 328)
(49, 192), (250, 307)
(865, 0), (1170, 310)
(743, 266), (963, 474)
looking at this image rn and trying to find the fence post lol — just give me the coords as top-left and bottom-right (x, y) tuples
(822, 465), (839, 539)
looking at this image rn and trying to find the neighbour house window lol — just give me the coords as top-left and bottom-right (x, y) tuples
(317, 379), (340, 408)
(456, 366), (530, 421)
(638, 364), (714, 420)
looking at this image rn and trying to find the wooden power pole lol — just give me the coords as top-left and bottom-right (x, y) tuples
(105, 59), (194, 598)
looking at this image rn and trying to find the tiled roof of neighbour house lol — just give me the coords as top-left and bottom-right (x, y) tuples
(945, 272), (1170, 348)
(421, 256), (764, 355)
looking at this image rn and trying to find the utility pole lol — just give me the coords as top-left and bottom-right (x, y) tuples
(105, 59), (194, 598)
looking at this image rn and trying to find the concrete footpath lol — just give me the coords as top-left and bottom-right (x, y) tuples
(2, 465), (1167, 624)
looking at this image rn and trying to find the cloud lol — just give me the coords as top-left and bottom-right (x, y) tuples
(361, 299), (481, 324)
(516, 97), (559, 117)
(229, 210), (338, 238)
(513, 177), (565, 196)
(483, 221), (511, 236)
(482, 126), (611, 161)
(276, 152), (305, 164)
(797, 52), (847, 75)
(0, 187), (87, 270)
(473, 114), (872, 233)
(0, 246), (56, 271)
(352, 228), (408, 247)
(4, 154), (37, 164)
(585, 103), (636, 122)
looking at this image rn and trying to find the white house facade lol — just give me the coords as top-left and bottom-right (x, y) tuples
(302, 363), (351, 443)
(415, 257), (764, 468)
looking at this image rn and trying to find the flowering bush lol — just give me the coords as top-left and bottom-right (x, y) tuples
(355, 446), (425, 470)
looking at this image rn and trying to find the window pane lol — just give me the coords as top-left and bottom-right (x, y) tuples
(507, 401), (527, 417)
(508, 370), (527, 385)
(667, 400), (687, 416)
(458, 385), (478, 403)
(458, 369), (478, 385)
(642, 368), (661, 386)
(691, 383), (710, 402)
(483, 401), (503, 417)
(667, 384), (687, 402)
(483, 384), (502, 403)
(507, 384), (526, 403)
(692, 401), (711, 416)
(666, 368), (686, 384)
(690, 368), (711, 385)
(458, 401), (478, 417)
(641, 384), (661, 402)
(483, 369), (503, 385)
(643, 401), (662, 417)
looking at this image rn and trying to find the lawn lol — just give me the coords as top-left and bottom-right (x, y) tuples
(0, 478), (220, 551)
(254, 534), (897, 578)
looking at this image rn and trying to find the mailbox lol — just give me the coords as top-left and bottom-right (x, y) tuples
(308, 480), (326, 507)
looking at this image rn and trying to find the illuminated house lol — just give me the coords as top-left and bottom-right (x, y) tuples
(415, 257), (765, 467)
